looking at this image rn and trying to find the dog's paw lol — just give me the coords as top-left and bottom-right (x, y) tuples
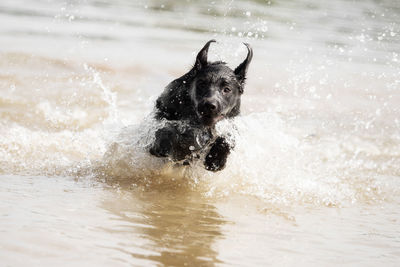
(204, 137), (231, 172)
(204, 155), (226, 171)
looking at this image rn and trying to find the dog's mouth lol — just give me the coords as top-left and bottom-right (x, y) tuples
(199, 113), (224, 126)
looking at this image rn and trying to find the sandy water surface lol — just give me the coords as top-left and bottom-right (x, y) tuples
(1, 0), (400, 266)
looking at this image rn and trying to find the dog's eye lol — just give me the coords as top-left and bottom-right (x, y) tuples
(223, 87), (231, 93)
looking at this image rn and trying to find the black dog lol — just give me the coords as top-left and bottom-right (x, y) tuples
(149, 40), (252, 171)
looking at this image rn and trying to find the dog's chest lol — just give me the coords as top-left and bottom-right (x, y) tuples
(171, 123), (215, 161)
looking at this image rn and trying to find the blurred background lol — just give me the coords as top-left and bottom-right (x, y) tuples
(1, 0), (399, 128)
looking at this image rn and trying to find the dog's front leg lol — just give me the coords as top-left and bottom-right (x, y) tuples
(149, 127), (177, 158)
(204, 137), (231, 172)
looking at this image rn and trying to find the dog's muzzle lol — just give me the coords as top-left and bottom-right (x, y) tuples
(197, 100), (223, 126)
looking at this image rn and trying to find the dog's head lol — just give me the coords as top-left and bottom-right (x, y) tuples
(190, 40), (253, 127)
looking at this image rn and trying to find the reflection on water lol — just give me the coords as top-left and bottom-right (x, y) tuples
(1, 175), (399, 266)
(101, 190), (226, 266)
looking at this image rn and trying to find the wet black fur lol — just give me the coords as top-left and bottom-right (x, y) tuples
(149, 40), (253, 171)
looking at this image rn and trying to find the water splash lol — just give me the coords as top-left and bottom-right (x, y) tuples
(91, 112), (400, 206)
(83, 64), (120, 127)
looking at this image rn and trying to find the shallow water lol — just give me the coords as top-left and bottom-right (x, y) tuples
(1, 0), (400, 266)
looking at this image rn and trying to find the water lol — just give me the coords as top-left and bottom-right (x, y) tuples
(1, 0), (400, 266)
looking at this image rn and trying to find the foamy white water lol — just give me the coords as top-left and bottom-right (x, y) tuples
(0, 0), (399, 266)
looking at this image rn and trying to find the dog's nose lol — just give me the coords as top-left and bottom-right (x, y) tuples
(204, 101), (217, 111)
(198, 100), (219, 117)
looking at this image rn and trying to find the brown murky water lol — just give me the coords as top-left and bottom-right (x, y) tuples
(1, 0), (400, 266)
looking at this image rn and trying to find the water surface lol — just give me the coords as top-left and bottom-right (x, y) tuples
(1, 0), (400, 266)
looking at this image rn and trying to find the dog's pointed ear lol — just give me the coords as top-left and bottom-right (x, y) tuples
(234, 43), (253, 86)
(195, 40), (216, 70)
